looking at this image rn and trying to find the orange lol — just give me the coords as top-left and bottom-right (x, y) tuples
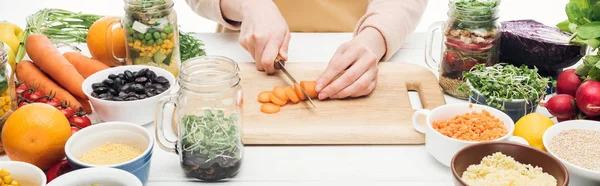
(87, 16), (126, 67)
(2, 103), (71, 170)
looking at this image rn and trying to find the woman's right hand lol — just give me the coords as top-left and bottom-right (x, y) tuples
(239, 0), (291, 74)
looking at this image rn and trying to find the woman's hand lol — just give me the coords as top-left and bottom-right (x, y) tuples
(238, 0), (291, 74)
(315, 27), (387, 100)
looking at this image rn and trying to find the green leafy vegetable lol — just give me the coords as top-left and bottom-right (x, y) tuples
(557, 20), (572, 33)
(576, 21), (600, 39)
(181, 110), (241, 161)
(179, 30), (206, 62)
(459, 63), (550, 110)
(450, 0), (499, 29)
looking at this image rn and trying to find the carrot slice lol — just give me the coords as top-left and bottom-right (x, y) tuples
(284, 86), (299, 103)
(294, 83), (307, 101)
(300, 81), (318, 99)
(273, 86), (289, 101)
(261, 103), (281, 114)
(269, 93), (287, 106)
(258, 91), (272, 103)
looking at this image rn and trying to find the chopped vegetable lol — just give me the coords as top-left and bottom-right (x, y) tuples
(257, 91), (272, 103)
(272, 86), (289, 101)
(284, 86), (299, 103)
(269, 93), (287, 106)
(294, 83), (307, 101)
(459, 63), (550, 110)
(260, 103), (281, 114)
(299, 81), (318, 99)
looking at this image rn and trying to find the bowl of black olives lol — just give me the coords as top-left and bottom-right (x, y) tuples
(82, 65), (176, 125)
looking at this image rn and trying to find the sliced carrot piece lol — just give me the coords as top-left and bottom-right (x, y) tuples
(269, 93), (287, 106)
(284, 86), (300, 103)
(258, 91), (272, 103)
(300, 81), (318, 99)
(261, 103), (281, 114)
(294, 83), (307, 101)
(273, 86), (289, 101)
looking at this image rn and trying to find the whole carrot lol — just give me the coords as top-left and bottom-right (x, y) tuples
(16, 60), (88, 113)
(63, 52), (110, 79)
(25, 34), (87, 99)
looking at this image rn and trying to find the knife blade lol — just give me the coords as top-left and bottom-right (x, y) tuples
(275, 55), (317, 108)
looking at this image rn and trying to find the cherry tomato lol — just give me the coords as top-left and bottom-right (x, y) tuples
(46, 159), (72, 183)
(70, 126), (80, 134)
(46, 98), (61, 107)
(69, 114), (91, 128)
(18, 101), (29, 108)
(20, 90), (32, 101)
(460, 58), (479, 71)
(15, 84), (29, 94)
(58, 106), (75, 118)
(25, 91), (44, 102)
(444, 50), (460, 66)
(36, 97), (49, 103)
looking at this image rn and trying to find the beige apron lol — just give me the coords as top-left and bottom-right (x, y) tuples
(217, 0), (369, 33)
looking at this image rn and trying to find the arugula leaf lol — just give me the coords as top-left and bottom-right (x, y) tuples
(557, 20), (572, 33)
(577, 21), (600, 39)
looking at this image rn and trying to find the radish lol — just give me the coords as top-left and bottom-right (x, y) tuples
(556, 69), (582, 97)
(575, 80), (600, 117)
(540, 94), (577, 118)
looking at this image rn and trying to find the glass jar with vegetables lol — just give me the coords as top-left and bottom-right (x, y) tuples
(156, 56), (243, 181)
(0, 42), (16, 130)
(122, 0), (180, 76)
(425, 0), (501, 99)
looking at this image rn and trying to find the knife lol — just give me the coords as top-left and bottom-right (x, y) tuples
(275, 55), (317, 108)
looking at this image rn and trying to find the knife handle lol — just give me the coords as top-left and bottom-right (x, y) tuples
(274, 54), (286, 69)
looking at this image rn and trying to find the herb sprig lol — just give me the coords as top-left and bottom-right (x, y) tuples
(179, 30), (206, 62)
(181, 110), (241, 161)
(459, 63), (550, 110)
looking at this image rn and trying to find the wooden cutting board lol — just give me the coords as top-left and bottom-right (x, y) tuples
(240, 62), (446, 145)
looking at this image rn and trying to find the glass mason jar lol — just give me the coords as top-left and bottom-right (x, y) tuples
(122, 0), (180, 77)
(0, 42), (15, 120)
(425, 0), (501, 99)
(156, 56), (243, 181)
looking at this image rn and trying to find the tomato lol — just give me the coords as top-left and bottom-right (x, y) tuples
(25, 91), (44, 102)
(36, 97), (49, 103)
(70, 126), (80, 134)
(20, 90), (31, 101)
(58, 106), (75, 118)
(460, 58), (479, 71)
(18, 101), (29, 108)
(15, 84), (29, 94)
(45, 159), (72, 183)
(69, 114), (91, 128)
(444, 50), (460, 66)
(46, 98), (61, 107)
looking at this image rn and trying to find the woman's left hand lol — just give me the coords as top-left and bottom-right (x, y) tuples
(315, 27), (387, 100)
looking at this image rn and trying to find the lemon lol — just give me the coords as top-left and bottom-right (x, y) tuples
(514, 113), (554, 151)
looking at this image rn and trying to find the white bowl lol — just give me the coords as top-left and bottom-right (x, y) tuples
(46, 167), (142, 186)
(543, 120), (600, 182)
(0, 161), (46, 186)
(82, 65), (176, 125)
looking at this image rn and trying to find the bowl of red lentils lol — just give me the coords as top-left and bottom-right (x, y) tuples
(64, 121), (153, 185)
(543, 119), (600, 182)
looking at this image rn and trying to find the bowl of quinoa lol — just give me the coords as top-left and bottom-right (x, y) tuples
(543, 120), (600, 182)
(451, 142), (569, 186)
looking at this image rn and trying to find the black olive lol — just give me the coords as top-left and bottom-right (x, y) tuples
(135, 77), (148, 83)
(118, 73), (125, 79)
(127, 92), (139, 98)
(91, 92), (99, 98)
(146, 91), (156, 97)
(114, 78), (124, 90)
(118, 91), (128, 98)
(98, 93), (110, 99)
(102, 79), (114, 87)
(108, 74), (117, 79)
(155, 76), (169, 84)
(125, 97), (138, 101)
(132, 84), (145, 93)
(152, 83), (164, 90)
(137, 68), (149, 77)
(113, 97), (124, 101)
(144, 82), (152, 88)
(108, 88), (118, 96)
(146, 70), (157, 81)
(155, 87), (166, 94)
(164, 82), (171, 88)
(139, 94), (147, 99)
(94, 87), (108, 94)
(120, 83), (132, 92)
(92, 83), (105, 89)
(124, 70), (135, 81)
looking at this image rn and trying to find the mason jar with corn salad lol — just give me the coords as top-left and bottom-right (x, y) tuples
(122, 0), (180, 76)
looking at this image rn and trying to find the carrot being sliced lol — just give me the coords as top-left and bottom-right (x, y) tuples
(258, 91), (272, 103)
(272, 86), (288, 101)
(284, 86), (299, 103)
(261, 103), (280, 114)
(294, 83), (307, 101)
(300, 81), (318, 99)
(269, 93), (287, 106)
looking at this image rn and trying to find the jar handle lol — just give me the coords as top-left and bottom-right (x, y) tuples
(155, 94), (177, 153)
(425, 21), (444, 70)
(105, 18), (127, 66)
